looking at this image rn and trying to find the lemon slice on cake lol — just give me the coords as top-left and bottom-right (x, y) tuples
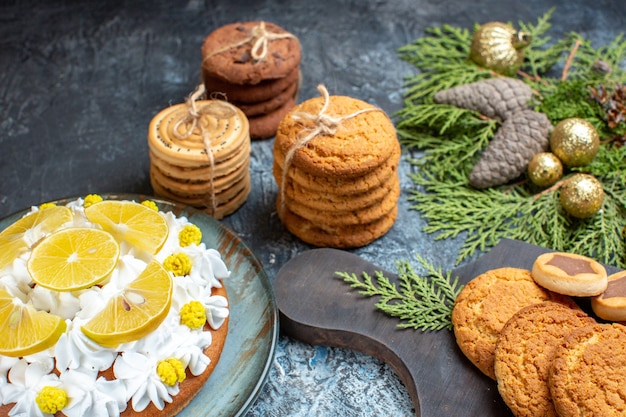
(0, 205), (73, 271)
(28, 227), (120, 291)
(81, 260), (173, 348)
(84, 200), (169, 254)
(0, 287), (66, 357)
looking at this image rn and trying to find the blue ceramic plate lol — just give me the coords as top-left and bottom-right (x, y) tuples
(0, 193), (279, 417)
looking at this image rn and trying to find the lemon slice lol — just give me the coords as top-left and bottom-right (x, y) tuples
(81, 260), (173, 348)
(27, 227), (120, 291)
(0, 288), (67, 357)
(0, 206), (73, 271)
(84, 200), (169, 254)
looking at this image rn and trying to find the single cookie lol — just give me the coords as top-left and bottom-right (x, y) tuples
(273, 137), (401, 194)
(494, 302), (595, 417)
(232, 80), (298, 117)
(278, 204), (398, 248)
(148, 100), (249, 168)
(280, 173), (399, 212)
(201, 21), (301, 85)
(202, 66), (301, 103)
(284, 177), (400, 227)
(591, 270), (626, 321)
(274, 94), (398, 178)
(248, 96), (295, 139)
(150, 157), (248, 194)
(549, 323), (626, 417)
(151, 165), (248, 201)
(149, 139), (250, 182)
(531, 252), (608, 297)
(151, 170), (250, 219)
(150, 172), (250, 212)
(452, 267), (579, 380)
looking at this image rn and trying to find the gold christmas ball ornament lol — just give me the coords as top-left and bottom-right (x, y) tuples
(527, 152), (563, 187)
(550, 118), (600, 167)
(469, 22), (530, 74)
(560, 173), (604, 219)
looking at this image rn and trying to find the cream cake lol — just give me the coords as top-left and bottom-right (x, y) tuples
(0, 195), (230, 417)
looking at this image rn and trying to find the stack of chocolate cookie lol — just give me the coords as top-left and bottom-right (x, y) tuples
(201, 21), (301, 139)
(148, 98), (251, 219)
(273, 88), (400, 248)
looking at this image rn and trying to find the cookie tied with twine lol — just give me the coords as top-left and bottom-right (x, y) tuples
(201, 21), (302, 139)
(201, 21), (301, 85)
(273, 85), (401, 248)
(148, 85), (251, 219)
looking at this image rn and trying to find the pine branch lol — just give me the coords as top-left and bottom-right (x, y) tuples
(398, 24), (472, 67)
(337, 256), (463, 331)
(599, 33), (626, 81)
(517, 7), (555, 39)
(517, 8), (571, 77)
(398, 24), (492, 104)
(396, 10), (626, 268)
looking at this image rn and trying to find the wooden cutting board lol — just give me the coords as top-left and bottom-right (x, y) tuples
(274, 238), (622, 417)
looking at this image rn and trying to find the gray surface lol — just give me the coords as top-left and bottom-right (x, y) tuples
(0, 0), (624, 415)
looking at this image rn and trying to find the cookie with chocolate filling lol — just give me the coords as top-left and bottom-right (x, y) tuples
(531, 252), (607, 297)
(591, 270), (626, 321)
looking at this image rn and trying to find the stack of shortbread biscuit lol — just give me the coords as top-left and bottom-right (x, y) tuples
(273, 87), (400, 248)
(148, 97), (251, 219)
(201, 21), (301, 139)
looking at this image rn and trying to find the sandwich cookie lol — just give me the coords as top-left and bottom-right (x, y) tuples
(531, 252), (607, 297)
(591, 270), (626, 321)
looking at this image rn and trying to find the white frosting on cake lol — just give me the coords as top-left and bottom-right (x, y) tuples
(0, 198), (230, 416)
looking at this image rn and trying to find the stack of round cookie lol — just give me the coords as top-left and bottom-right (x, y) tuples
(273, 88), (400, 248)
(148, 98), (251, 219)
(201, 21), (301, 140)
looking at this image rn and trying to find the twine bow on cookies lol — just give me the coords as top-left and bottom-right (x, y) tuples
(249, 21), (294, 60)
(278, 84), (384, 217)
(205, 21), (296, 62)
(172, 84), (236, 216)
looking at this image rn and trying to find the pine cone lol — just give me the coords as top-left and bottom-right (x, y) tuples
(433, 77), (533, 122)
(590, 84), (626, 129)
(469, 109), (552, 189)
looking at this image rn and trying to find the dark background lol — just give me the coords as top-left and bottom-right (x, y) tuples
(1, 1), (624, 415)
